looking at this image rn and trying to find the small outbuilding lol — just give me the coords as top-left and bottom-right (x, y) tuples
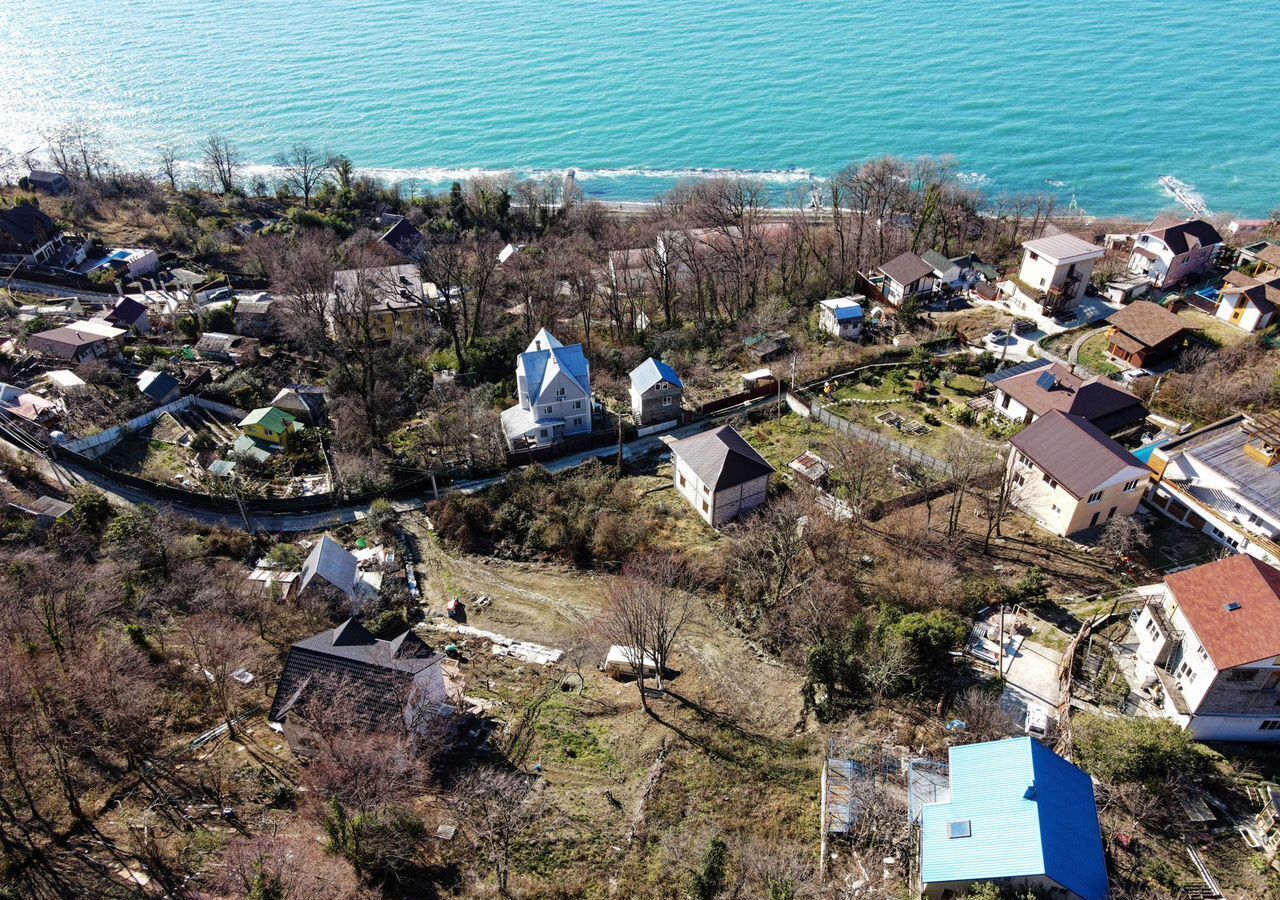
(136, 369), (181, 405)
(1105, 300), (1194, 369)
(818, 296), (865, 339)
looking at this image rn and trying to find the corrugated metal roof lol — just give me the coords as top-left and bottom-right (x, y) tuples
(920, 738), (1107, 900)
(630, 356), (683, 392)
(1022, 233), (1104, 263)
(1010, 410), (1146, 499)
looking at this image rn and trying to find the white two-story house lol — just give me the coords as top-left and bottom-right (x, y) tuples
(501, 328), (593, 450)
(1008, 233), (1104, 318)
(1132, 554), (1280, 741)
(1146, 413), (1280, 565)
(1128, 218), (1223, 288)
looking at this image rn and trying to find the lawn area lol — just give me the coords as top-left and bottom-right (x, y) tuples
(738, 412), (843, 471)
(1038, 323), (1091, 359)
(1177, 306), (1248, 348)
(822, 365), (1005, 461)
(1075, 331), (1122, 377)
(102, 434), (194, 482)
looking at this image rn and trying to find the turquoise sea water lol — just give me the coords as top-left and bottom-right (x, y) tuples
(2, 0), (1277, 216)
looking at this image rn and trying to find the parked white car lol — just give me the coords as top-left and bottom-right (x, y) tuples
(1120, 367), (1154, 383)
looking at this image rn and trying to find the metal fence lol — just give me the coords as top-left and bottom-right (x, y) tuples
(810, 401), (953, 475)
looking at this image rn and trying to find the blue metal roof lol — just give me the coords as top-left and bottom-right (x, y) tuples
(630, 356), (683, 392)
(519, 337), (591, 404)
(833, 304), (864, 322)
(920, 738), (1108, 900)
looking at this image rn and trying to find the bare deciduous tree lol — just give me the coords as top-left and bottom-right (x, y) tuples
(277, 141), (333, 207)
(598, 552), (701, 711)
(200, 133), (241, 194)
(456, 766), (544, 898)
(155, 144), (182, 191)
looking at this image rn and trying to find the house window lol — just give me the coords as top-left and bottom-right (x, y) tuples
(1123, 479), (1141, 492)
(702, 501), (709, 513)
(1001, 394), (1012, 410)
(948, 820), (972, 839)
(556, 387), (566, 398)
(573, 417), (583, 426)
(573, 400), (582, 410)
(662, 396), (673, 407)
(679, 475), (686, 488)
(1177, 661), (1197, 685)
(1087, 490), (1103, 504)
(1029, 251), (1039, 261)
(1145, 618), (1159, 640)
(1260, 721), (1280, 731)
(1197, 646), (1209, 664)
(1042, 474), (1058, 489)
(543, 406), (553, 414)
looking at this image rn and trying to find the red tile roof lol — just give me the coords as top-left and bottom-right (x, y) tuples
(1166, 555), (1280, 669)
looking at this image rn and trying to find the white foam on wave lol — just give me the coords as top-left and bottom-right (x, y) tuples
(234, 161), (819, 186)
(956, 171), (991, 186)
(1158, 175), (1211, 218)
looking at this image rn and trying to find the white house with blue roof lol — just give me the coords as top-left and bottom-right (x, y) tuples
(629, 356), (684, 430)
(501, 328), (593, 450)
(917, 737), (1108, 900)
(818, 295), (866, 340)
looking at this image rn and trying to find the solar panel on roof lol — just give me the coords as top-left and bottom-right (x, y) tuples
(1035, 372), (1057, 391)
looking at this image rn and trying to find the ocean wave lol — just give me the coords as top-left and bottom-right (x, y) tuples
(956, 171), (991, 186)
(1158, 175), (1211, 218)
(229, 161), (819, 187)
(1045, 179), (1068, 188)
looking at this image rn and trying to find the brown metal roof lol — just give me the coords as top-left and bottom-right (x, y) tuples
(877, 251), (936, 287)
(1106, 301), (1192, 350)
(993, 362), (1147, 433)
(1166, 555), (1280, 669)
(1009, 410), (1145, 499)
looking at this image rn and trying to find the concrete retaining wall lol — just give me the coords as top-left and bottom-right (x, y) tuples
(62, 395), (247, 458)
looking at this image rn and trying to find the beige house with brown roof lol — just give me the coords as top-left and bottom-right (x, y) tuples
(1006, 410), (1149, 536)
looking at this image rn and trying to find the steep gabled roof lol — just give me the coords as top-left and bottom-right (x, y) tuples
(1143, 218), (1223, 255)
(1165, 555), (1280, 669)
(670, 425), (774, 492)
(920, 737), (1108, 900)
(105, 297), (148, 327)
(0, 202), (58, 251)
(1010, 410), (1146, 499)
(518, 330), (590, 405)
(136, 369), (179, 402)
(629, 357), (683, 393)
(298, 535), (359, 597)
(921, 249), (954, 274)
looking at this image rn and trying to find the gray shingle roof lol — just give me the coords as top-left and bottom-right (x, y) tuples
(298, 535), (359, 596)
(267, 619), (443, 726)
(670, 425), (774, 491)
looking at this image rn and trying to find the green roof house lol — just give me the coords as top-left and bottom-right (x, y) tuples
(237, 406), (302, 447)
